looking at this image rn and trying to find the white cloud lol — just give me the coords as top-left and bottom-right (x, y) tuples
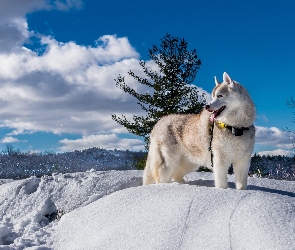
(0, 1), (210, 151)
(0, 18), (32, 53)
(257, 149), (295, 157)
(0, 26), (207, 138)
(0, 1), (83, 52)
(255, 126), (293, 148)
(0, 136), (27, 143)
(0, 32), (144, 136)
(58, 134), (145, 152)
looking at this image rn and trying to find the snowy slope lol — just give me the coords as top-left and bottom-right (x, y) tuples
(0, 171), (295, 250)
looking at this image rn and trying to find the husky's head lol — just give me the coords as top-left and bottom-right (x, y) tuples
(205, 72), (255, 126)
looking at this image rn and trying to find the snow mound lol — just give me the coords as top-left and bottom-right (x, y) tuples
(0, 171), (295, 249)
(53, 183), (295, 250)
(0, 170), (142, 249)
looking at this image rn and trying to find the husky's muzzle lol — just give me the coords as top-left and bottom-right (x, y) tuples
(205, 105), (226, 122)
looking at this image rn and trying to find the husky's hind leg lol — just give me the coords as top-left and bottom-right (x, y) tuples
(172, 172), (186, 183)
(157, 164), (175, 183)
(143, 154), (156, 185)
(172, 159), (191, 183)
(143, 141), (179, 184)
(143, 143), (166, 184)
(157, 145), (181, 183)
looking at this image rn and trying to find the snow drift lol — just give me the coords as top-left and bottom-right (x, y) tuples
(0, 171), (295, 249)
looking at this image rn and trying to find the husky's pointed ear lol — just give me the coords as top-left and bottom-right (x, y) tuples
(214, 76), (220, 86)
(223, 72), (235, 89)
(223, 72), (232, 83)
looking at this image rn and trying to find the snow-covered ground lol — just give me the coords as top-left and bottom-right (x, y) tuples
(0, 170), (295, 249)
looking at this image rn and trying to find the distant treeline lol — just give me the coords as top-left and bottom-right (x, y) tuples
(249, 153), (295, 181)
(0, 147), (145, 179)
(0, 147), (294, 181)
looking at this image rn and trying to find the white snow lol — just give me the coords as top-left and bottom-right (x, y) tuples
(0, 171), (295, 249)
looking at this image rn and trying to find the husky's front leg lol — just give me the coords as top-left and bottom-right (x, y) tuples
(233, 155), (251, 190)
(213, 156), (229, 189)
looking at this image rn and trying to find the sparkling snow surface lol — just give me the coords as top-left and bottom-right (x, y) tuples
(0, 171), (295, 249)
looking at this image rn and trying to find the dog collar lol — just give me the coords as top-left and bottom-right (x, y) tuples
(215, 120), (249, 136)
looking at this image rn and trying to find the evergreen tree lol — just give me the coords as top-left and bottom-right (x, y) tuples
(112, 34), (206, 148)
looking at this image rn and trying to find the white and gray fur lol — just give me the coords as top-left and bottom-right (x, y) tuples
(143, 72), (255, 189)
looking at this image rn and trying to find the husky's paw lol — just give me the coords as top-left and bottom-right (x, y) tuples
(172, 178), (186, 184)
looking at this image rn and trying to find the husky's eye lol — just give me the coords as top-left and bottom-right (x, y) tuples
(217, 95), (223, 98)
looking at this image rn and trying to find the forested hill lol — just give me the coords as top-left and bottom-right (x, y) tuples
(0, 147), (145, 179)
(0, 147), (294, 180)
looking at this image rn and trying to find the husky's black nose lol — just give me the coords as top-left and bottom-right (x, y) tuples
(205, 104), (210, 110)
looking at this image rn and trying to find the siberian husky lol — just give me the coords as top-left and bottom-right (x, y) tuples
(143, 72), (255, 189)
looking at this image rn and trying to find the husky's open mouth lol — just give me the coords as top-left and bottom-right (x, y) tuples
(209, 105), (226, 122)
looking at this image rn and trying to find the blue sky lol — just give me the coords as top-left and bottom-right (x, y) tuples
(0, 0), (294, 155)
